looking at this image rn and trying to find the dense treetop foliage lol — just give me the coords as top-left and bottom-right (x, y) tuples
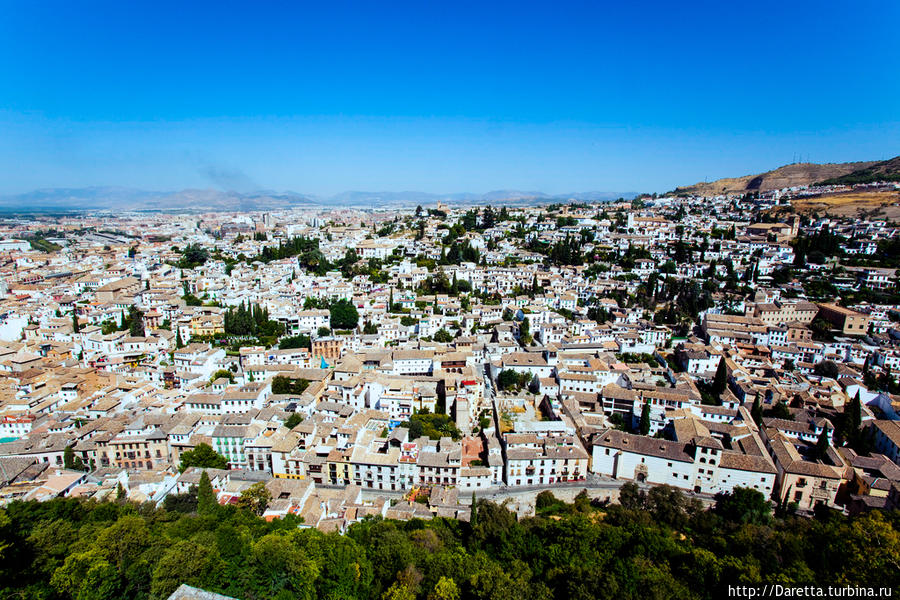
(399, 409), (461, 441)
(271, 375), (311, 396)
(0, 484), (896, 600)
(174, 244), (209, 269)
(329, 299), (360, 330)
(224, 303), (284, 339)
(251, 236), (330, 274)
(177, 443), (228, 473)
(278, 334), (310, 350)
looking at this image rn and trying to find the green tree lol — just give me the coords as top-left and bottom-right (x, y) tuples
(272, 375), (310, 396)
(399, 411), (462, 441)
(645, 485), (688, 528)
(179, 443), (228, 473)
(433, 328), (454, 343)
(428, 576), (460, 600)
(209, 369), (234, 385)
(330, 299), (359, 330)
(150, 540), (223, 600)
(496, 369), (530, 392)
(751, 396), (763, 427)
(519, 317), (532, 345)
(63, 446), (86, 471)
(815, 425), (831, 461)
(279, 334), (311, 350)
(71, 312), (80, 333)
(247, 533), (319, 599)
(176, 244), (210, 269)
(814, 360), (840, 379)
(712, 357), (728, 396)
(94, 516), (151, 581)
(162, 489), (197, 513)
(618, 481), (647, 510)
(50, 550), (120, 600)
(236, 482), (271, 516)
(197, 470), (217, 517)
(714, 487), (771, 525)
(769, 400), (793, 420)
(128, 306), (144, 337)
(382, 582), (416, 600)
(535, 490), (560, 512)
(846, 391), (862, 434)
(639, 401), (651, 435)
(284, 413), (304, 429)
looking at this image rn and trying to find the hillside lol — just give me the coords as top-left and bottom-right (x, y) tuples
(673, 160), (879, 196)
(767, 189), (900, 219)
(817, 155), (900, 185)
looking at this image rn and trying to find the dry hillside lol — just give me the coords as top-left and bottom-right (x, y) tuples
(674, 161), (877, 196)
(766, 189), (900, 219)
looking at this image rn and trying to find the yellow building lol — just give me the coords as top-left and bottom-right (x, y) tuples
(327, 447), (355, 485)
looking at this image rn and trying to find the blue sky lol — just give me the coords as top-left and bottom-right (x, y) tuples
(0, 0), (898, 196)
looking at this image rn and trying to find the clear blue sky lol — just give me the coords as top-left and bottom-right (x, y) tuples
(0, 0), (898, 196)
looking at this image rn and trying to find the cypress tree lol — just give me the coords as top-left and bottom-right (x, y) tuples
(751, 396), (763, 427)
(639, 401), (651, 436)
(713, 357), (728, 396)
(64, 445), (76, 469)
(197, 470), (217, 516)
(815, 426), (831, 461)
(129, 306), (145, 337)
(848, 391), (862, 432)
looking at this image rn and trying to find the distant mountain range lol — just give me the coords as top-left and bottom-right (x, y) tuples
(672, 156), (900, 197)
(0, 187), (638, 213)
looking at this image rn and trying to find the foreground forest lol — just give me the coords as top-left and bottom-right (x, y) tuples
(0, 484), (897, 600)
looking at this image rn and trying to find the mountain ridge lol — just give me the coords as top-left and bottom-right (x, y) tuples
(672, 157), (900, 197)
(0, 187), (638, 213)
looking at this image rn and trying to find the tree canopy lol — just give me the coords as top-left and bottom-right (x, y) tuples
(0, 484), (897, 600)
(178, 443), (228, 473)
(330, 299), (360, 330)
